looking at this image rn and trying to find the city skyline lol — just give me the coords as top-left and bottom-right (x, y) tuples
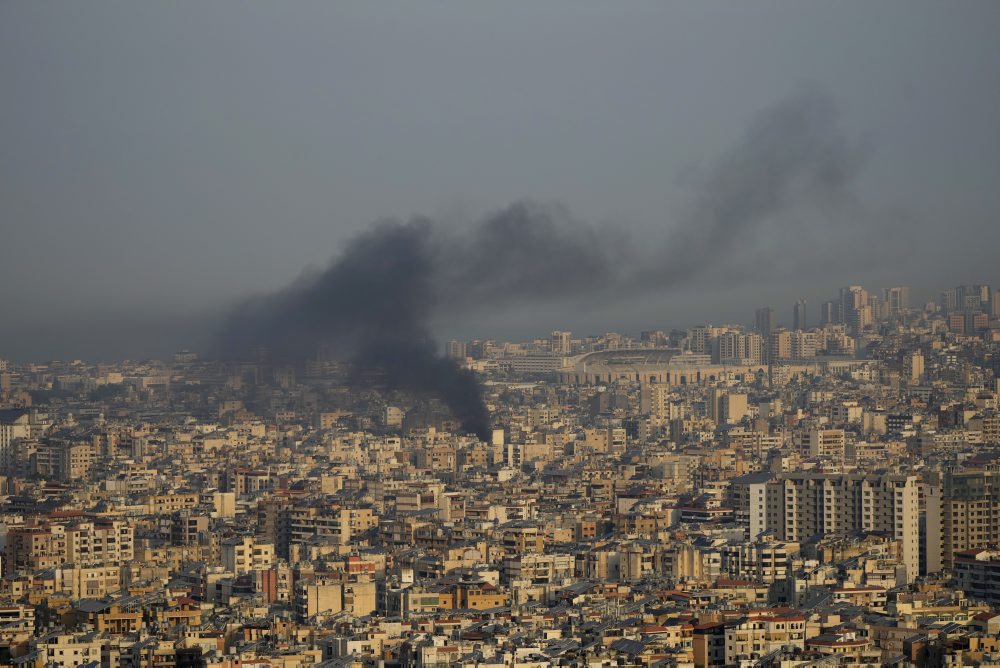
(2, 271), (1000, 667)
(2, 279), (994, 364)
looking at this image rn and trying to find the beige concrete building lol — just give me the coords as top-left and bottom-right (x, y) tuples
(796, 428), (847, 459)
(295, 579), (342, 621)
(221, 535), (275, 575)
(0, 409), (30, 474)
(934, 466), (1000, 570)
(764, 473), (920, 581)
(724, 611), (806, 665)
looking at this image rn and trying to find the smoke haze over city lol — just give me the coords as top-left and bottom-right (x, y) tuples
(6, 3), (1000, 657)
(2, 1), (1000, 361)
(213, 87), (866, 434)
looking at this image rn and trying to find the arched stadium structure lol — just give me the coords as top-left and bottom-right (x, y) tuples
(556, 348), (768, 385)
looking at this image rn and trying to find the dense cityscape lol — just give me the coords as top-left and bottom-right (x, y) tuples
(6, 2), (1000, 666)
(1, 282), (999, 667)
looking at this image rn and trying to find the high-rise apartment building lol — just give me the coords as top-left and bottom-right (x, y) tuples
(640, 383), (679, 421)
(728, 472), (773, 538)
(954, 551), (1000, 604)
(755, 307), (774, 361)
(754, 307), (774, 337)
(222, 535), (276, 575)
(269, 505), (378, 559)
(769, 329), (790, 361)
(795, 428), (846, 459)
(763, 473), (920, 581)
(839, 285), (871, 336)
(869, 294), (883, 322)
(840, 285), (867, 310)
(904, 350), (924, 382)
(792, 300), (808, 331)
(966, 311), (989, 334)
(820, 300), (839, 326)
(715, 332), (763, 365)
(688, 326), (711, 354)
(707, 388), (748, 425)
(789, 331), (817, 359)
(0, 409), (30, 474)
(769, 330), (817, 361)
(4, 520), (134, 575)
(929, 466), (1000, 571)
(958, 284), (990, 309)
(948, 312), (966, 334)
(445, 340), (467, 360)
(944, 285), (991, 314)
(940, 289), (958, 313)
(35, 437), (95, 482)
(884, 287), (910, 316)
(978, 284), (991, 305)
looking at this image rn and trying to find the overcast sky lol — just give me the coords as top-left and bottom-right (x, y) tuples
(2, 1), (999, 361)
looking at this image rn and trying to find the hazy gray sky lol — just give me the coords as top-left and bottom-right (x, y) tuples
(2, 1), (999, 360)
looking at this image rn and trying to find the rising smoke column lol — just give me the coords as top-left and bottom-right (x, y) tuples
(216, 87), (864, 439)
(217, 217), (493, 440)
(217, 202), (618, 440)
(651, 85), (864, 284)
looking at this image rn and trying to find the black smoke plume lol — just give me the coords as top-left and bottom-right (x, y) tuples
(216, 87), (863, 439)
(215, 205), (609, 440)
(652, 85), (864, 284)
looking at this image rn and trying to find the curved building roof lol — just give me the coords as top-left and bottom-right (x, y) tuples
(569, 348), (681, 371)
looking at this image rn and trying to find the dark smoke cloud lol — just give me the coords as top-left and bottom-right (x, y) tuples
(215, 219), (492, 438)
(216, 87), (864, 439)
(652, 85), (864, 284)
(436, 201), (626, 307)
(215, 205), (608, 440)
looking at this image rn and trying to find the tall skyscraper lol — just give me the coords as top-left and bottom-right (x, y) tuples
(840, 285), (867, 310)
(839, 285), (871, 336)
(884, 287), (910, 316)
(940, 289), (959, 313)
(820, 300), (839, 326)
(950, 284), (991, 313)
(868, 294), (883, 322)
(754, 307), (774, 337)
(792, 300), (808, 331)
(755, 307), (774, 362)
(978, 284), (992, 308)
